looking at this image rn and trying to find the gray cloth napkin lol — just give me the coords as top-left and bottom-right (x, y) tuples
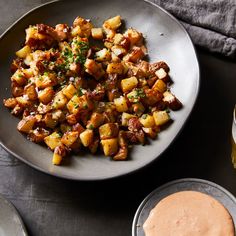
(151, 0), (236, 57)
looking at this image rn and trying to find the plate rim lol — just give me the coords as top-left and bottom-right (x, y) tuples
(0, 193), (28, 236)
(132, 178), (236, 236)
(0, 0), (200, 181)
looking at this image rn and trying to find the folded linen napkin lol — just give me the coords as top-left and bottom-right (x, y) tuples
(151, 0), (236, 57)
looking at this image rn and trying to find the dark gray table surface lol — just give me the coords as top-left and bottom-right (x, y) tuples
(0, 1), (236, 236)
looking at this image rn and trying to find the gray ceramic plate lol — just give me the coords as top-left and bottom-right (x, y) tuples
(0, 194), (28, 236)
(132, 178), (236, 236)
(0, 0), (199, 180)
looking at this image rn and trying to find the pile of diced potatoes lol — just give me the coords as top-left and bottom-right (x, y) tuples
(3, 15), (181, 165)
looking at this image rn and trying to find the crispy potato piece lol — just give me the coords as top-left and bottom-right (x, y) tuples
(62, 84), (77, 99)
(153, 110), (170, 126)
(91, 28), (104, 40)
(121, 112), (137, 126)
(123, 46), (145, 63)
(28, 128), (50, 143)
(3, 98), (17, 109)
(16, 45), (31, 58)
(86, 112), (105, 129)
(11, 69), (27, 86)
(101, 138), (118, 156)
(61, 131), (79, 147)
(95, 48), (111, 62)
(80, 129), (94, 147)
(51, 91), (68, 110)
(38, 87), (55, 105)
(139, 114), (155, 128)
(67, 94), (93, 115)
(35, 73), (57, 89)
(17, 115), (36, 133)
(111, 45), (127, 58)
(142, 127), (158, 139)
(73, 16), (93, 38)
(106, 63), (124, 74)
(103, 15), (121, 30)
(24, 83), (38, 101)
(99, 123), (119, 140)
(88, 137), (99, 154)
(84, 59), (105, 80)
(152, 79), (167, 93)
(53, 144), (67, 165)
(44, 132), (62, 150)
(114, 96), (129, 112)
(124, 28), (143, 46)
(163, 91), (182, 110)
(121, 76), (138, 93)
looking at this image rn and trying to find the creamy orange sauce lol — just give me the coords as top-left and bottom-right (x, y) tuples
(143, 191), (235, 236)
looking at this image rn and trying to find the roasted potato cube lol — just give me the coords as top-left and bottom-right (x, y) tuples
(44, 132), (62, 150)
(155, 68), (168, 80)
(61, 131), (79, 147)
(91, 28), (103, 40)
(99, 123), (119, 140)
(24, 84), (38, 101)
(121, 112), (136, 126)
(15, 96), (32, 107)
(3, 98), (17, 109)
(52, 91), (68, 109)
(67, 94), (93, 115)
(101, 138), (118, 156)
(95, 48), (111, 62)
(139, 114), (155, 128)
(53, 145), (67, 165)
(67, 95), (80, 115)
(152, 79), (167, 93)
(86, 112), (105, 129)
(132, 102), (145, 116)
(71, 25), (82, 37)
(73, 16), (93, 38)
(84, 59), (105, 80)
(52, 152), (63, 165)
(60, 123), (72, 133)
(11, 82), (24, 97)
(113, 33), (124, 45)
(106, 62), (124, 74)
(121, 76), (138, 93)
(124, 28), (143, 46)
(103, 15), (121, 30)
(153, 110), (170, 126)
(123, 46), (145, 63)
(11, 70), (27, 86)
(111, 45), (127, 57)
(35, 73), (57, 89)
(127, 88), (145, 103)
(80, 129), (94, 147)
(62, 84), (77, 99)
(17, 116), (36, 133)
(72, 123), (85, 135)
(44, 113), (58, 129)
(28, 128), (50, 143)
(16, 45), (31, 58)
(38, 87), (55, 105)
(163, 91), (182, 110)
(104, 41), (114, 49)
(88, 137), (99, 154)
(142, 127), (158, 139)
(111, 52), (121, 62)
(114, 96), (128, 112)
